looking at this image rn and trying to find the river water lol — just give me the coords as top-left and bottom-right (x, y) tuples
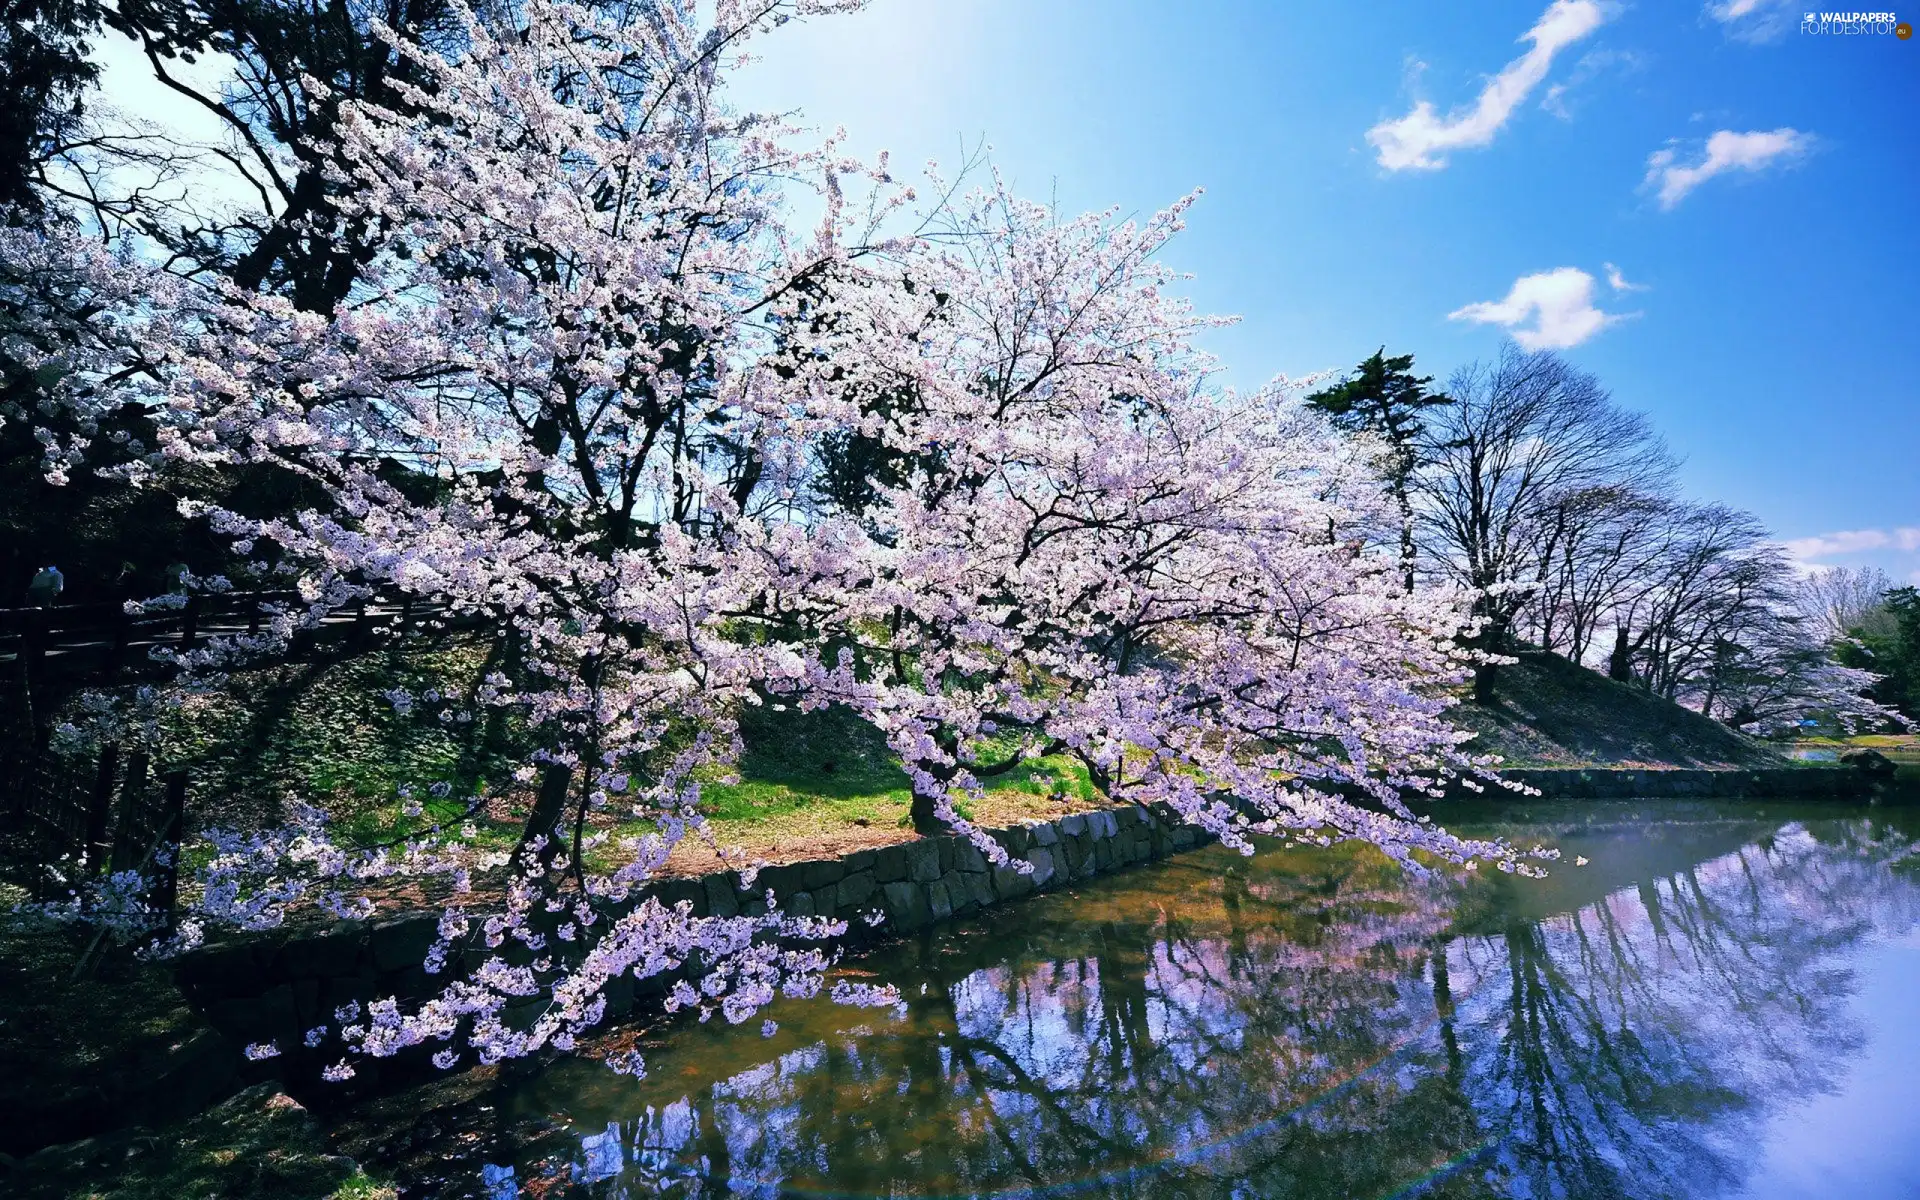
(366, 801), (1920, 1198)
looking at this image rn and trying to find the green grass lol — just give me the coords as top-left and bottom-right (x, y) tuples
(699, 704), (1097, 825)
(154, 650), (1108, 876)
(164, 637), (516, 837)
(586, 705), (1105, 869)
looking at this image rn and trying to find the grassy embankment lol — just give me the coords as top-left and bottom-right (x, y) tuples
(164, 634), (1107, 876)
(161, 637), (1833, 875)
(1449, 647), (1789, 769)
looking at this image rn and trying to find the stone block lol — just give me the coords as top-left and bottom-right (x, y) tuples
(1093, 838), (1114, 872)
(843, 849), (878, 874)
(1000, 825), (1033, 855)
(274, 923), (367, 980)
(991, 861), (1035, 900)
(801, 859), (847, 890)
(906, 839), (943, 883)
(601, 972), (636, 1018)
(174, 937), (272, 1002)
(805, 887), (836, 921)
(1031, 821), (1060, 847)
(786, 891), (816, 919)
(872, 843), (910, 883)
(370, 914), (439, 973)
(927, 879), (954, 920)
(753, 863), (804, 901)
(952, 840), (989, 872)
(384, 965), (430, 1002)
(1060, 813), (1087, 837)
(1026, 847), (1056, 888)
(292, 978), (320, 1024)
(704, 873), (740, 919)
(1059, 836), (1086, 872)
(965, 872), (998, 910)
(209, 983), (297, 1041)
(836, 870), (877, 911)
(882, 880), (931, 931)
(942, 870), (977, 913)
(654, 877), (708, 916)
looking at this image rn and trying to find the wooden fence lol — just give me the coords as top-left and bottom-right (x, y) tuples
(0, 588), (463, 909)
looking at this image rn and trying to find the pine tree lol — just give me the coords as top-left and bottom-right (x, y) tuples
(1305, 348), (1452, 592)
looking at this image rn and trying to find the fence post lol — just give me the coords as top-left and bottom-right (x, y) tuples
(23, 605), (48, 675)
(108, 750), (150, 873)
(180, 594), (201, 652)
(152, 769), (188, 929)
(105, 604), (130, 675)
(85, 742), (121, 873)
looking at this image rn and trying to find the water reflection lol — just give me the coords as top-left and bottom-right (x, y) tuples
(378, 804), (1920, 1199)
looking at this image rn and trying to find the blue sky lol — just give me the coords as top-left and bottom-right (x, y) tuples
(725, 0), (1920, 581)
(91, 1), (1919, 578)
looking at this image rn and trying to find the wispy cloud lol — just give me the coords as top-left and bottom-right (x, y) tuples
(1540, 48), (1646, 120)
(1782, 527), (1920, 563)
(1603, 262), (1647, 292)
(1449, 267), (1623, 350)
(1645, 127), (1811, 209)
(1706, 0), (1798, 43)
(1367, 1), (1611, 171)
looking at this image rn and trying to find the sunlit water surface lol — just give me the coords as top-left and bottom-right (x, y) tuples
(365, 801), (1920, 1199)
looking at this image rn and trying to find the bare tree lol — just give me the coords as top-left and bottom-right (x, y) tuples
(1414, 345), (1673, 698)
(1516, 484), (1677, 664)
(1796, 566), (1892, 645)
(1610, 504), (1778, 700)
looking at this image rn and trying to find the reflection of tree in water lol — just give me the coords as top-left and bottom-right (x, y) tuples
(1445, 815), (1918, 1200)
(426, 814), (1920, 1200)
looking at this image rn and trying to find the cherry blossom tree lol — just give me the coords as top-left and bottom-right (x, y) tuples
(10, 0), (1541, 1080)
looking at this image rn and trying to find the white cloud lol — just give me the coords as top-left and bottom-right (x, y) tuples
(1706, 0), (1798, 43)
(1782, 528), (1920, 563)
(1367, 0), (1611, 171)
(1540, 48), (1645, 121)
(1603, 262), (1647, 292)
(1644, 128), (1811, 209)
(1448, 267), (1622, 350)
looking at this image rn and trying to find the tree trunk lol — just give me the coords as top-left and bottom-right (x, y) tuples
(1608, 626), (1634, 682)
(517, 762), (575, 872)
(1472, 660), (1499, 704)
(909, 789), (943, 836)
(1394, 482), (1417, 595)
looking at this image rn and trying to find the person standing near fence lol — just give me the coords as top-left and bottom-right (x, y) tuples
(26, 566), (63, 608)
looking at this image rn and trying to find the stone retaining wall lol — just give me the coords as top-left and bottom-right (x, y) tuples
(1492, 765), (1878, 800)
(168, 765), (1883, 1089)
(173, 804), (1212, 1085)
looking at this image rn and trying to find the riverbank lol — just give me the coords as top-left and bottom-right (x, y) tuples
(337, 800), (1920, 1198)
(170, 803), (1217, 1090)
(1482, 764), (1887, 800)
(9, 769), (1907, 1196)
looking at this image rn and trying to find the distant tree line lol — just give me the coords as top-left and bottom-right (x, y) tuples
(1308, 347), (1904, 734)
